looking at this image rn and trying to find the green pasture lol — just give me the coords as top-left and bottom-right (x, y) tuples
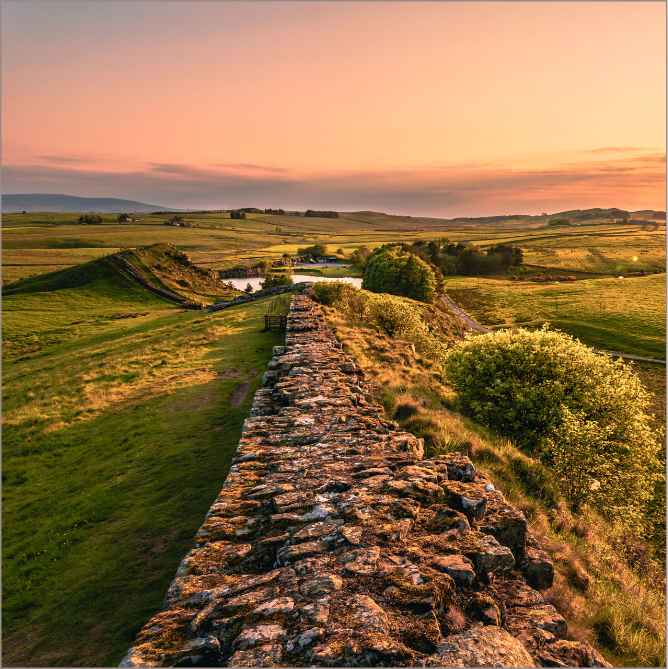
(446, 273), (666, 359)
(2, 271), (282, 665)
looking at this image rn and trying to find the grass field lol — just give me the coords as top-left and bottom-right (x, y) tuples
(2, 268), (283, 665)
(2, 207), (664, 666)
(3, 211), (664, 282)
(446, 274), (666, 360)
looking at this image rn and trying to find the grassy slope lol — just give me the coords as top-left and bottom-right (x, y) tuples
(3, 269), (283, 665)
(325, 307), (665, 667)
(446, 274), (666, 359)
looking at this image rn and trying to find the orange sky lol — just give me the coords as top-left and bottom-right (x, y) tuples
(2, 1), (665, 215)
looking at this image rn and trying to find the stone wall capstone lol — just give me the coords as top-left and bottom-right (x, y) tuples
(121, 295), (609, 668)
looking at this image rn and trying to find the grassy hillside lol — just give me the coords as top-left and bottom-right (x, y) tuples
(2, 257), (283, 665)
(446, 274), (666, 359)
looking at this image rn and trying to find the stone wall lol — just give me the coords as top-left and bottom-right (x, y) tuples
(121, 295), (609, 668)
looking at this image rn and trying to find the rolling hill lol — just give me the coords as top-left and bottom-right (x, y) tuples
(4, 243), (240, 315)
(2, 193), (175, 213)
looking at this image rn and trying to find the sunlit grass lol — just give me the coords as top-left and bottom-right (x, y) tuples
(446, 274), (665, 359)
(2, 279), (282, 665)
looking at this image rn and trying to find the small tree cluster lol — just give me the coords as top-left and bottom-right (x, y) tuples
(350, 245), (372, 269)
(363, 246), (437, 303)
(261, 271), (293, 289)
(304, 210), (338, 218)
(298, 244), (328, 258)
(407, 239), (523, 276)
(78, 213), (103, 224)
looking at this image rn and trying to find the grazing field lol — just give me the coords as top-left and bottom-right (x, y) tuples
(3, 211), (664, 282)
(2, 267), (283, 665)
(2, 207), (664, 666)
(446, 273), (666, 360)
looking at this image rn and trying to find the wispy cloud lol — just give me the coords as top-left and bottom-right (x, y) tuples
(587, 146), (649, 154)
(37, 154), (92, 165)
(4, 150), (665, 216)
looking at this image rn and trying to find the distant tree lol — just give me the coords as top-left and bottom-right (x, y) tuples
(230, 210), (246, 220)
(78, 213), (103, 224)
(117, 213), (133, 223)
(261, 271), (293, 289)
(304, 210), (338, 218)
(244, 282), (254, 293)
(350, 246), (372, 269)
(487, 244), (523, 267)
(298, 243), (328, 258)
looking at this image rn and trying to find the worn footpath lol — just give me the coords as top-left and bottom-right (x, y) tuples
(122, 295), (609, 667)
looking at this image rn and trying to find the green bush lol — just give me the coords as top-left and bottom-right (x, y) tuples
(312, 282), (349, 305)
(444, 327), (661, 528)
(78, 213), (103, 224)
(365, 294), (426, 337)
(261, 271), (293, 289)
(363, 246), (436, 302)
(312, 282), (448, 365)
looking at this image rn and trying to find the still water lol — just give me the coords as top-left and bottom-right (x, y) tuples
(226, 275), (362, 293)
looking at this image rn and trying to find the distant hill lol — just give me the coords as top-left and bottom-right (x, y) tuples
(550, 207), (665, 221)
(4, 243), (240, 307)
(2, 193), (175, 213)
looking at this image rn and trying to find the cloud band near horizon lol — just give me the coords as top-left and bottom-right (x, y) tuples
(3, 150), (665, 217)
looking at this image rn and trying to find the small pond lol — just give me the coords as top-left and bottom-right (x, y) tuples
(225, 275), (362, 293)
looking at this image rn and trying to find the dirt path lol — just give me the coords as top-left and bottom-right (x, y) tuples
(439, 293), (491, 333)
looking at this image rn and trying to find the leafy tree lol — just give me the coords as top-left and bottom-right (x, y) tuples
(487, 244), (523, 267)
(350, 245), (372, 269)
(363, 246), (436, 302)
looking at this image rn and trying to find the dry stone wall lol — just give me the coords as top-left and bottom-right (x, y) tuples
(122, 295), (609, 668)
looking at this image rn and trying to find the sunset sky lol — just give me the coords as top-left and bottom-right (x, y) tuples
(2, 1), (665, 216)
